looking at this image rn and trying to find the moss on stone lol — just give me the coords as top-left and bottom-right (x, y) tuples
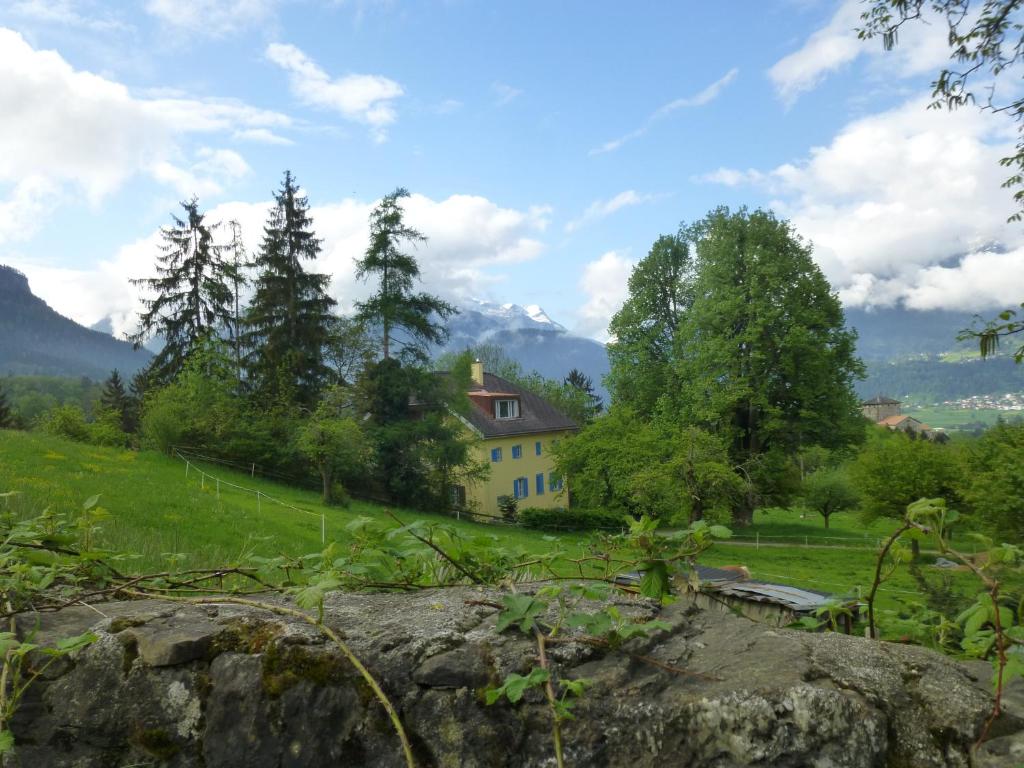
(260, 641), (349, 697)
(108, 616), (148, 634)
(131, 727), (180, 760)
(206, 617), (283, 660)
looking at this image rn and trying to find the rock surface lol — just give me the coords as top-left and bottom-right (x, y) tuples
(8, 588), (1022, 767)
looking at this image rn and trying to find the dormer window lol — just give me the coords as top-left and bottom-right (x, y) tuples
(495, 399), (520, 419)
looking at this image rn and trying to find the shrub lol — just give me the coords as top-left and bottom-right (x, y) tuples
(38, 405), (90, 443)
(518, 506), (625, 532)
(497, 495), (518, 522)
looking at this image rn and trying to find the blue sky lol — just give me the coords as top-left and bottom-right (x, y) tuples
(2, 0), (1023, 341)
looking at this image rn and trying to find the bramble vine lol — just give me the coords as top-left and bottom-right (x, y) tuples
(866, 497), (1023, 751)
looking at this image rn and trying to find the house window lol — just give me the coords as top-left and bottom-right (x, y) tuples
(513, 477), (529, 499)
(448, 484), (466, 508)
(491, 447), (502, 462)
(511, 444), (522, 459)
(535, 473), (544, 495)
(535, 441), (542, 456)
(548, 472), (564, 493)
(495, 399), (520, 419)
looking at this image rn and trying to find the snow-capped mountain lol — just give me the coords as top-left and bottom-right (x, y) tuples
(440, 299), (609, 398)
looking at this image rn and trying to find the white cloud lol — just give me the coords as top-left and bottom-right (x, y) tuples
(0, 177), (61, 245)
(591, 68), (738, 155)
(10, 0), (129, 32)
(575, 251), (636, 341)
(145, 0), (279, 37)
(492, 82), (522, 106)
(433, 98), (463, 115)
(565, 190), (659, 233)
(0, 28), (291, 239)
(151, 148), (252, 198)
(701, 97), (1023, 311)
(232, 127), (294, 145)
(266, 43), (403, 141)
(14, 191), (551, 337)
(769, 0), (952, 104)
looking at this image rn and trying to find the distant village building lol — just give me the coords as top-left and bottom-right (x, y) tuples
(861, 395), (942, 440)
(860, 395), (901, 422)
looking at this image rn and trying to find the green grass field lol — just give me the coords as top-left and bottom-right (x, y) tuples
(904, 406), (1010, 430)
(0, 430), (586, 573)
(0, 428), (1010, 639)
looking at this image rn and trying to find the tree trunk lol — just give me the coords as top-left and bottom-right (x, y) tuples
(823, 514), (830, 529)
(321, 466), (333, 505)
(731, 495), (754, 527)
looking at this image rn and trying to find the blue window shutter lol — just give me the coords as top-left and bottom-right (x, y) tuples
(512, 444), (521, 459)
(523, 477), (528, 498)
(535, 441), (542, 456)
(536, 473), (544, 495)
(491, 448), (501, 462)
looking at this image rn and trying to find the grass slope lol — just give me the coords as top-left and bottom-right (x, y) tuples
(0, 430), (1009, 640)
(0, 430), (583, 573)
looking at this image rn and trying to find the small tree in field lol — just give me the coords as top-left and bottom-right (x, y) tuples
(297, 388), (367, 504)
(801, 469), (860, 529)
(0, 384), (14, 429)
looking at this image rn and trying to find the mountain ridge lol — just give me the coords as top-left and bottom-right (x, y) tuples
(0, 265), (150, 380)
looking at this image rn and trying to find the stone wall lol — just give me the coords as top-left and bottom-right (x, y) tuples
(9, 588), (1024, 767)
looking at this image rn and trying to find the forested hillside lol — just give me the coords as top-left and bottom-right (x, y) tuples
(0, 266), (150, 379)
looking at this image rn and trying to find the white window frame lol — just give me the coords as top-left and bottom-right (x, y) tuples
(495, 399), (520, 420)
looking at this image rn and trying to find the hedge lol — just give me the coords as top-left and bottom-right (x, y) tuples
(517, 506), (626, 532)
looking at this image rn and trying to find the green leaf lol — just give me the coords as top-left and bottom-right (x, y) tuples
(639, 562), (670, 599)
(708, 525), (732, 539)
(495, 594), (547, 634)
(0, 730), (14, 754)
(82, 494), (101, 512)
(566, 611), (613, 637)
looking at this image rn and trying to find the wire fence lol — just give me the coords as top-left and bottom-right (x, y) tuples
(171, 447), (327, 544)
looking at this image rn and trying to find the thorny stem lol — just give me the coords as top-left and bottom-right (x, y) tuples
(126, 591), (416, 768)
(867, 521), (912, 640)
(911, 523), (1008, 753)
(534, 629), (564, 768)
(385, 510), (483, 585)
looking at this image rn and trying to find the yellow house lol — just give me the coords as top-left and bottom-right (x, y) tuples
(449, 361), (577, 518)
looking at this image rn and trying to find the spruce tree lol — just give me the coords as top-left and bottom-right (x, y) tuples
(243, 171), (336, 405)
(564, 368), (603, 422)
(100, 369), (129, 431)
(355, 188), (456, 362)
(130, 198), (235, 383)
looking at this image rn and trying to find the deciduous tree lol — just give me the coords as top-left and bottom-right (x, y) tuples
(606, 234), (692, 415)
(671, 208), (865, 524)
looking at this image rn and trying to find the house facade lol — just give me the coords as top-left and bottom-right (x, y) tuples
(861, 395), (902, 422)
(451, 361), (577, 518)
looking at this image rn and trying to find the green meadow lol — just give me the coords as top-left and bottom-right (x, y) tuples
(0, 428), (1009, 638)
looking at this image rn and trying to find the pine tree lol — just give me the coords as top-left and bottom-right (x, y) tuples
(355, 188), (456, 362)
(0, 383), (14, 429)
(100, 369), (129, 431)
(243, 171), (336, 405)
(564, 368), (603, 422)
(130, 198), (235, 383)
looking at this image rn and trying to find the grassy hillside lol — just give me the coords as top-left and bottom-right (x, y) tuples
(0, 430), (583, 573)
(0, 430), (1010, 638)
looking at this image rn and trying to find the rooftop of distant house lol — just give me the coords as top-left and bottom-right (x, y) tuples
(861, 395), (901, 406)
(462, 371), (578, 438)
